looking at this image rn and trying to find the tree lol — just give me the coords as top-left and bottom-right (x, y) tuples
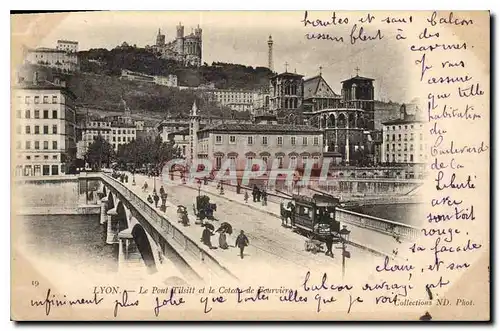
(85, 135), (115, 170)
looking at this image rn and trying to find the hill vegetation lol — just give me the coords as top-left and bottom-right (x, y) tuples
(78, 46), (273, 90)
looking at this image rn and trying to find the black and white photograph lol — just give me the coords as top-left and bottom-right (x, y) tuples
(10, 10), (490, 321)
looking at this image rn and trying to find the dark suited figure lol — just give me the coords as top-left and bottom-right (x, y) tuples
(235, 230), (250, 259)
(325, 235), (334, 258)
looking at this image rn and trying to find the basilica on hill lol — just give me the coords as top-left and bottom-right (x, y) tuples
(145, 22), (202, 67)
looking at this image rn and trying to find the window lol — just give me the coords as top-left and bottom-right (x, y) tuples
(34, 96), (40, 104)
(25, 110), (30, 118)
(277, 156), (283, 168)
(34, 126), (40, 134)
(16, 110), (21, 118)
(303, 137), (308, 145)
(313, 137), (319, 145)
(52, 125), (57, 134)
(277, 136), (283, 145)
(404, 143), (408, 151)
(52, 141), (57, 149)
(302, 156), (308, 165)
(118, 130), (121, 134)
(215, 156), (222, 169)
(16, 125), (21, 134)
(215, 135), (222, 144)
(34, 141), (39, 150)
(43, 96), (48, 104)
(118, 137), (121, 142)
(262, 136), (268, 145)
(42, 165), (50, 176)
(247, 136), (253, 145)
(404, 133), (408, 141)
(290, 156), (297, 168)
(43, 141), (48, 150)
(112, 130), (116, 134)
(386, 144), (389, 151)
(51, 165), (59, 175)
(410, 144), (414, 151)
(386, 135), (389, 141)
(25, 141), (31, 149)
(44, 155), (49, 160)
(16, 141), (21, 149)
(398, 134), (401, 141)
(52, 96), (57, 104)
(52, 155), (58, 160)
(291, 137), (296, 145)
(410, 154), (414, 162)
(43, 125), (49, 134)
(410, 133), (414, 141)
(113, 137), (116, 142)
(392, 134), (395, 141)
(35, 110), (40, 119)
(262, 156), (268, 165)
(25, 96), (30, 104)
(229, 135), (236, 144)
(392, 144), (395, 151)
(419, 133), (423, 140)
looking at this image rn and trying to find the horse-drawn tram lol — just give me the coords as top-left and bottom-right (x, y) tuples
(280, 193), (341, 254)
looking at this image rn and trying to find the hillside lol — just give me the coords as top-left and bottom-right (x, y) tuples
(78, 47), (274, 90)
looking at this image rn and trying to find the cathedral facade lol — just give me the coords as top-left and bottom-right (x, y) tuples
(146, 23), (202, 67)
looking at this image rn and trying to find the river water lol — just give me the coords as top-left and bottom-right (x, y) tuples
(18, 214), (118, 274)
(349, 203), (424, 227)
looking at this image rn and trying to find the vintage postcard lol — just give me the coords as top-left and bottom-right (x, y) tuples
(10, 10), (490, 321)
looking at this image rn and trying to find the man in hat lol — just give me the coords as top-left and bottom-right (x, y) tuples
(235, 230), (250, 259)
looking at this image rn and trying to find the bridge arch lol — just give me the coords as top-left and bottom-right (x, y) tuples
(115, 201), (129, 233)
(131, 223), (158, 274)
(107, 192), (115, 211)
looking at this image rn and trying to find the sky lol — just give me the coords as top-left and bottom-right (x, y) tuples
(15, 11), (417, 103)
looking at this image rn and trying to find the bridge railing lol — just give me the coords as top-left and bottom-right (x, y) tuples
(195, 177), (420, 241)
(98, 173), (238, 281)
(336, 208), (420, 241)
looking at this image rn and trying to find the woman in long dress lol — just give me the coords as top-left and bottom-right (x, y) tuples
(219, 230), (229, 249)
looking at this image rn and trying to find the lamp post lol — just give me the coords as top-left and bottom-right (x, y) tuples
(197, 179), (202, 197)
(339, 225), (351, 281)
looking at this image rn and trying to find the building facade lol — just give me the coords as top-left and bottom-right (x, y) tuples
(56, 40), (79, 53)
(381, 103), (426, 165)
(120, 69), (178, 87)
(195, 116), (323, 172)
(269, 71), (304, 115)
(302, 73), (376, 165)
(24, 40), (80, 72)
(146, 23), (202, 67)
(13, 76), (77, 176)
(206, 89), (257, 113)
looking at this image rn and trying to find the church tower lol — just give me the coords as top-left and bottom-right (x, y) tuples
(267, 35), (274, 72)
(176, 22), (185, 56)
(188, 101), (200, 165)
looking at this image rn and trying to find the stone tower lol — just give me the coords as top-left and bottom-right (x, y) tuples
(176, 22), (185, 56)
(156, 28), (165, 46)
(267, 35), (274, 72)
(188, 101), (200, 165)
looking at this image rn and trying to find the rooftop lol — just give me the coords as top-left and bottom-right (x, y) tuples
(382, 118), (425, 125)
(198, 123), (320, 134)
(341, 74), (375, 83)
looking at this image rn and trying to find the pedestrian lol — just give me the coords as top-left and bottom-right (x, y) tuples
(153, 192), (160, 208)
(125, 175), (128, 183)
(325, 235), (334, 258)
(235, 230), (249, 259)
(142, 181), (148, 192)
(201, 227), (216, 249)
(177, 206), (184, 223)
(244, 190), (249, 203)
(252, 185), (258, 202)
(219, 229), (229, 249)
(159, 186), (165, 197)
(256, 188), (261, 202)
(147, 195), (154, 204)
(262, 190), (267, 206)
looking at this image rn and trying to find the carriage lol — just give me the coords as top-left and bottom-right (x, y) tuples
(280, 193), (341, 253)
(193, 195), (217, 222)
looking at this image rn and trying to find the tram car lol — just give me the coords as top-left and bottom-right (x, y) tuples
(288, 194), (341, 239)
(193, 195), (217, 221)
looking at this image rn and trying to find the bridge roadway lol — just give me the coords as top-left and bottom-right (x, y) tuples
(109, 173), (376, 285)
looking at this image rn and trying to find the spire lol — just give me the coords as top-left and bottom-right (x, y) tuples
(158, 28), (161, 35)
(191, 100), (198, 117)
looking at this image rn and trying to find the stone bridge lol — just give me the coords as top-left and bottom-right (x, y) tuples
(81, 173), (238, 284)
